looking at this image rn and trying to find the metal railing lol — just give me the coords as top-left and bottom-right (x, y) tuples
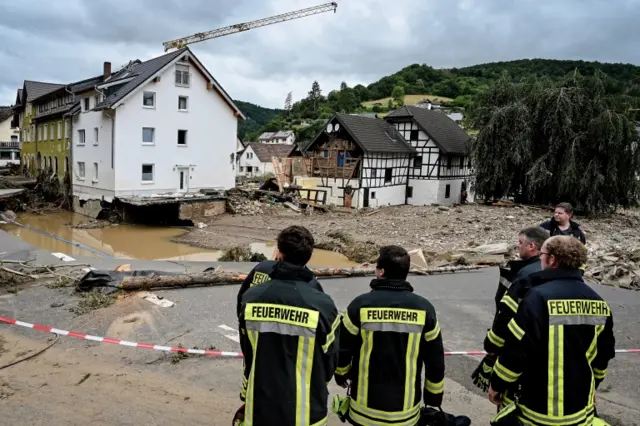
(0, 141), (20, 149)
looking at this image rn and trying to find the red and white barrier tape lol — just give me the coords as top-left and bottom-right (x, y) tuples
(2, 316), (639, 358)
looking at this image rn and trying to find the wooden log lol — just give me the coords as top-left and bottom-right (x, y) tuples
(115, 265), (489, 291)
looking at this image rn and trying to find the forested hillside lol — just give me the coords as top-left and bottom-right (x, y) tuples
(234, 100), (283, 140)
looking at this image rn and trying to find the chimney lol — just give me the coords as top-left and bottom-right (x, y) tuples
(103, 61), (112, 80)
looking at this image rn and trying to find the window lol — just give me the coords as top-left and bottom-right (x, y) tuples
(371, 169), (377, 178)
(0, 152), (11, 159)
(413, 156), (422, 168)
(447, 156), (452, 169)
(178, 96), (188, 110)
(78, 161), (85, 179)
(93, 162), (98, 181)
(445, 184), (451, 199)
(94, 95), (100, 106)
(406, 186), (413, 198)
(384, 168), (392, 183)
(177, 129), (187, 145)
(142, 127), (155, 144)
(246, 166), (253, 173)
(54, 157), (58, 174)
(78, 129), (86, 145)
(143, 92), (155, 108)
(371, 191), (376, 199)
(175, 64), (190, 86)
(94, 127), (99, 145)
(83, 98), (90, 111)
(247, 152), (253, 159)
(38, 126), (42, 141)
(44, 125), (48, 140)
(410, 129), (419, 141)
(10, 135), (18, 143)
(141, 164), (154, 182)
(240, 166), (244, 172)
(65, 120), (70, 138)
(49, 123), (54, 140)
(459, 156), (464, 168)
(57, 122), (62, 139)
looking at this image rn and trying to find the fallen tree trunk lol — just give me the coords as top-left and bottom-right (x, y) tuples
(116, 265), (489, 291)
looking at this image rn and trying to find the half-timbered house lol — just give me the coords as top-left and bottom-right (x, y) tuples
(298, 113), (414, 208)
(385, 105), (472, 205)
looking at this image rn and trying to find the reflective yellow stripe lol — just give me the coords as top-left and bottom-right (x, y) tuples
(493, 359), (521, 383)
(487, 329), (505, 347)
(501, 294), (519, 313)
(360, 308), (426, 325)
(335, 363), (351, 376)
(508, 319), (525, 341)
(245, 330), (259, 426)
(593, 368), (607, 380)
(548, 325), (565, 417)
(349, 398), (421, 424)
(295, 336), (315, 426)
(357, 330), (373, 406)
(491, 402), (518, 424)
(250, 271), (270, 287)
(586, 325), (605, 405)
(425, 378), (444, 394)
(322, 314), (341, 352)
(424, 321), (440, 342)
(520, 402), (593, 424)
(246, 303), (319, 329)
(403, 332), (420, 410)
(342, 311), (359, 335)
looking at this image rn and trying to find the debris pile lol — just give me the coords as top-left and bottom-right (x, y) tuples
(226, 188), (269, 216)
(67, 219), (115, 230)
(585, 248), (640, 290)
(315, 231), (380, 264)
(218, 246), (268, 262)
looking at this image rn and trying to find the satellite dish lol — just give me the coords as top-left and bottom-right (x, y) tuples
(334, 123), (340, 131)
(326, 123), (333, 133)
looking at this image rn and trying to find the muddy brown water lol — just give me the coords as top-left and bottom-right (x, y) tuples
(1, 211), (357, 267)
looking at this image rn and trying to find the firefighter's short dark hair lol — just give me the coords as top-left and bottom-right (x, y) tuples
(520, 227), (550, 250)
(544, 236), (587, 269)
(376, 245), (410, 280)
(277, 225), (315, 266)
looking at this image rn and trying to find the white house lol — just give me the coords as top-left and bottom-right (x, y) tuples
(237, 142), (295, 178)
(0, 106), (20, 166)
(385, 105), (472, 205)
(70, 47), (244, 210)
(257, 130), (295, 145)
(297, 113), (414, 208)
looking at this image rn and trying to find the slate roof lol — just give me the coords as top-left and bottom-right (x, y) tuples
(69, 75), (106, 94)
(318, 113), (414, 154)
(24, 81), (65, 103)
(247, 142), (296, 162)
(0, 107), (14, 123)
(258, 132), (275, 140)
(386, 105), (470, 154)
(93, 49), (187, 110)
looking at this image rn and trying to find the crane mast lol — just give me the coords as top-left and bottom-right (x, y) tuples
(163, 2), (338, 51)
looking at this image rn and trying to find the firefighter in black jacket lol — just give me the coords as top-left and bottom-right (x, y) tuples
(333, 245), (445, 426)
(489, 236), (615, 426)
(236, 226), (340, 426)
(236, 227), (324, 317)
(472, 227), (549, 395)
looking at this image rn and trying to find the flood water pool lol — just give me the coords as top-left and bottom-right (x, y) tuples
(1, 211), (357, 267)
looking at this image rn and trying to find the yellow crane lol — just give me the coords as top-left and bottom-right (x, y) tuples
(163, 2), (338, 51)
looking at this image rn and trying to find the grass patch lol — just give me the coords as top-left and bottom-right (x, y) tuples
(218, 246), (268, 262)
(70, 291), (117, 315)
(362, 94), (453, 108)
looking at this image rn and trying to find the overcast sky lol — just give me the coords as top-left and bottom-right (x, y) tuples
(1, 0), (639, 109)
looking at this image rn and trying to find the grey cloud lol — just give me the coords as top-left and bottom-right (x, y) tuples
(1, 0), (640, 108)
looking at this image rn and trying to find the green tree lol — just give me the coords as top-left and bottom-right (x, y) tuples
(308, 80), (323, 114)
(391, 85), (405, 106)
(468, 71), (640, 214)
(284, 92), (292, 115)
(340, 81), (348, 90)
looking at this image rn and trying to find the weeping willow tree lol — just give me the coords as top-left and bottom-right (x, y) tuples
(468, 71), (640, 214)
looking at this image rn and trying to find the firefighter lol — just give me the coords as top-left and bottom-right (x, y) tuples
(333, 245), (445, 426)
(236, 225), (323, 317)
(235, 225), (340, 426)
(472, 227), (549, 394)
(488, 236), (615, 426)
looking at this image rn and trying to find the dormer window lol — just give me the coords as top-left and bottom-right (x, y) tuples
(175, 64), (190, 87)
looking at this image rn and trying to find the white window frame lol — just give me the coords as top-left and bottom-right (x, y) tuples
(83, 97), (90, 112)
(50, 123), (54, 140)
(178, 96), (188, 111)
(44, 125), (48, 140)
(77, 161), (85, 180)
(175, 64), (190, 87)
(142, 91), (156, 108)
(78, 129), (86, 145)
(65, 120), (70, 138)
(142, 127), (155, 145)
(57, 122), (62, 139)
(93, 162), (98, 183)
(141, 164), (154, 183)
(94, 127), (99, 145)
(177, 129), (188, 146)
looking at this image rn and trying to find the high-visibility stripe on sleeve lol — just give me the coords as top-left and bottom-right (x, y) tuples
(425, 378), (444, 394)
(322, 314), (341, 352)
(487, 329), (505, 347)
(342, 311), (359, 336)
(507, 319), (525, 341)
(424, 321), (441, 342)
(593, 368), (607, 380)
(501, 294), (519, 313)
(493, 359), (521, 383)
(335, 363), (351, 376)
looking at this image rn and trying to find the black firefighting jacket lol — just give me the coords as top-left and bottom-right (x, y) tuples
(485, 256), (542, 354)
(335, 278), (445, 426)
(236, 260), (324, 317)
(238, 262), (339, 426)
(490, 268), (615, 426)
